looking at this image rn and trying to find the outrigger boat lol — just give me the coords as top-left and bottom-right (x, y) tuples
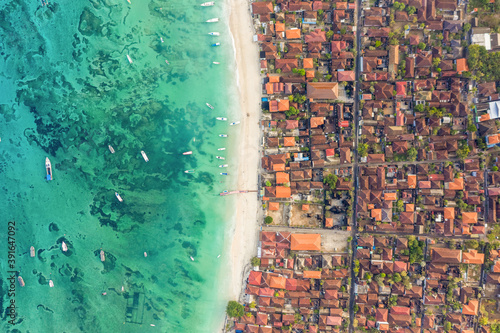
(183, 151), (193, 155)
(230, 121), (240, 125)
(218, 147), (226, 151)
(18, 276), (25, 287)
(206, 18), (219, 23)
(216, 156), (225, 160)
(201, 1), (215, 6)
(45, 157), (52, 181)
(160, 37), (164, 43)
(212, 43), (221, 47)
(62, 241), (68, 252)
(206, 103), (214, 109)
(49, 280), (54, 287)
(208, 32), (220, 36)
(108, 145), (115, 154)
(216, 117), (227, 121)
(165, 59), (170, 65)
(115, 192), (123, 202)
(220, 172), (228, 175)
(127, 54), (133, 64)
(213, 61), (220, 65)
(219, 164), (228, 168)
(141, 150), (149, 162)
(190, 256), (195, 261)
(184, 170), (195, 173)
(30, 246), (35, 257)
(219, 134), (227, 137)
(100, 250), (105, 262)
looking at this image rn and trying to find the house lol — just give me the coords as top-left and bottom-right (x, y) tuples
(251, 1), (273, 15)
(307, 82), (339, 100)
(290, 234), (321, 251)
(337, 71), (356, 81)
(431, 247), (462, 264)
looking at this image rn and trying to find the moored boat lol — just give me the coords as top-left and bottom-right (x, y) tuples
(108, 145), (115, 154)
(30, 246), (35, 257)
(219, 164), (228, 168)
(127, 54), (133, 64)
(216, 156), (225, 160)
(190, 256), (195, 261)
(165, 59), (170, 65)
(18, 276), (25, 287)
(208, 32), (220, 36)
(206, 103), (214, 109)
(183, 151), (193, 155)
(49, 280), (54, 287)
(213, 61), (220, 65)
(115, 192), (123, 202)
(219, 134), (227, 137)
(216, 117), (227, 121)
(184, 170), (195, 173)
(220, 172), (228, 175)
(141, 150), (149, 162)
(45, 157), (52, 181)
(144, 252), (148, 257)
(100, 250), (105, 262)
(206, 18), (219, 22)
(218, 147), (226, 151)
(201, 1), (215, 5)
(230, 121), (240, 125)
(62, 241), (68, 252)
(160, 37), (164, 43)
(211, 43), (220, 47)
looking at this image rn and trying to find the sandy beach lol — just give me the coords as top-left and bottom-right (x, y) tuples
(225, 0), (261, 322)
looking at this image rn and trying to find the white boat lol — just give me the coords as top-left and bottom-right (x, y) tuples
(217, 254), (221, 258)
(219, 134), (227, 137)
(206, 18), (219, 23)
(62, 241), (68, 252)
(206, 103), (214, 109)
(211, 42), (221, 47)
(216, 156), (225, 160)
(218, 147), (226, 151)
(183, 151), (193, 155)
(165, 59), (170, 65)
(201, 1), (215, 6)
(230, 121), (240, 125)
(144, 252), (148, 257)
(49, 280), (54, 287)
(208, 32), (220, 36)
(121, 286), (125, 292)
(30, 246), (35, 257)
(216, 117), (227, 121)
(18, 276), (25, 287)
(219, 164), (228, 168)
(160, 37), (164, 43)
(141, 150), (149, 162)
(45, 157), (52, 181)
(213, 62), (220, 65)
(115, 192), (123, 202)
(100, 250), (105, 262)
(184, 170), (195, 173)
(108, 145), (115, 154)
(220, 172), (228, 175)
(127, 0), (131, 3)
(190, 256), (195, 261)
(151, 324), (156, 327)
(127, 54), (133, 64)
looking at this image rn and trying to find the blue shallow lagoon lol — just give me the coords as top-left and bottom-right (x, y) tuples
(0, 0), (239, 331)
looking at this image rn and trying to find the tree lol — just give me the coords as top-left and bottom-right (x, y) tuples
(323, 174), (338, 189)
(226, 301), (244, 318)
(493, 166), (499, 171)
(417, 42), (426, 50)
(393, 273), (402, 283)
(264, 216), (273, 224)
(444, 321), (451, 332)
(414, 104), (425, 113)
(464, 240), (479, 249)
(326, 30), (334, 41)
(464, 23), (471, 32)
(406, 5), (416, 15)
(375, 40), (382, 48)
(432, 57), (441, 67)
(286, 106), (299, 118)
(406, 147), (417, 161)
(358, 143), (369, 157)
(456, 145), (470, 160)
(265, 180), (272, 187)
(251, 257), (261, 266)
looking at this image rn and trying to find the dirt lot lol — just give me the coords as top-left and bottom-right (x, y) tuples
(481, 299), (500, 322)
(266, 203), (287, 226)
(289, 204), (323, 228)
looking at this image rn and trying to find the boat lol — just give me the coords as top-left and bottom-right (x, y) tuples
(218, 147), (226, 151)
(144, 252), (148, 257)
(230, 121), (240, 125)
(18, 276), (25, 287)
(183, 151), (193, 155)
(184, 170), (195, 173)
(213, 61), (220, 65)
(141, 150), (149, 162)
(160, 37), (164, 43)
(127, 0), (131, 3)
(62, 241), (68, 252)
(49, 280), (54, 287)
(115, 192), (123, 202)
(220, 172), (228, 175)
(150, 324), (156, 327)
(216, 117), (227, 121)
(108, 145), (115, 154)
(190, 256), (195, 261)
(165, 59), (170, 65)
(127, 54), (133, 64)
(216, 156), (225, 160)
(201, 1), (215, 6)
(206, 103), (214, 109)
(30, 246), (35, 257)
(219, 164), (228, 168)
(208, 32), (220, 36)
(219, 134), (227, 137)
(206, 18), (219, 23)
(211, 43), (221, 47)
(217, 254), (221, 258)
(100, 250), (105, 262)
(45, 157), (52, 181)
(121, 286), (125, 292)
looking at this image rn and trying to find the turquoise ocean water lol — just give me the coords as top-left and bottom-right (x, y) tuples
(0, 0), (240, 331)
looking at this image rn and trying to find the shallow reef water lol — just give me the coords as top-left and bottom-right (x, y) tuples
(0, 0), (239, 331)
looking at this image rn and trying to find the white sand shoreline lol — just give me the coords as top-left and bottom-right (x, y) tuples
(219, 0), (261, 330)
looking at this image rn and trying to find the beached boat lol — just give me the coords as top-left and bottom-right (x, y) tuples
(108, 145), (115, 154)
(49, 280), (54, 287)
(100, 250), (105, 262)
(220, 172), (228, 175)
(208, 32), (220, 36)
(115, 192), (123, 202)
(211, 43), (221, 47)
(141, 150), (149, 162)
(201, 1), (215, 6)
(62, 241), (68, 252)
(183, 151), (193, 155)
(206, 18), (219, 22)
(218, 147), (226, 151)
(184, 170), (195, 173)
(219, 164), (228, 168)
(18, 276), (25, 287)
(45, 157), (52, 181)
(206, 103), (214, 109)
(230, 121), (240, 125)
(190, 256), (195, 261)
(30, 246), (35, 257)
(219, 134), (227, 137)
(213, 61), (220, 65)
(216, 117), (227, 121)
(127, 54), (133, 64)
(216, 156), (225, 160)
